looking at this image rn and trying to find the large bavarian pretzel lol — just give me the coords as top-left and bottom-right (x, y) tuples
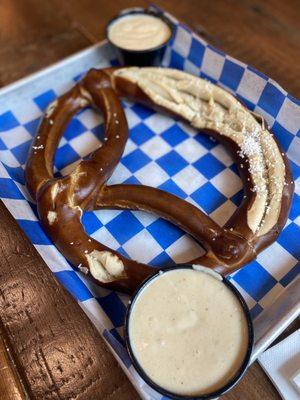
(25, 67), (294, 294)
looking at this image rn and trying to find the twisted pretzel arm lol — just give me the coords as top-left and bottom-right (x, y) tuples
(26, 69), (154, 293)
(97, 184), (255, 271)
(26, 86), (84, 199)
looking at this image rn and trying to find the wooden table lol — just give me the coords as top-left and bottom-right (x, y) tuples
(0, 1), (299, 399)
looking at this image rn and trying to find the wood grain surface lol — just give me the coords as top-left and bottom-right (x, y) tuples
(0, 200), (139, 400)
(0, 1), (299, 399)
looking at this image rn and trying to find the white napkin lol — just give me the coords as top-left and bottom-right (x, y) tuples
(258, 329), (300, 400)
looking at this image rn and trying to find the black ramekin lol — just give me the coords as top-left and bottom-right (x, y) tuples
(125, 265), (254, 400)
(106, 8), (174, 66)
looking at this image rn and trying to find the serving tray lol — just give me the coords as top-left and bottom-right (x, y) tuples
(0, 8), (299, 399)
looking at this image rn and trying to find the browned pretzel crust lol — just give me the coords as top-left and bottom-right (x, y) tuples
(25, 67), (294, 294)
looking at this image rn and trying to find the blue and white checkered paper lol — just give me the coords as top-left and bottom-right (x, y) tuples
(0, 8), (299, 400)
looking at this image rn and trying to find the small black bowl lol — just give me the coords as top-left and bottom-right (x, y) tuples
(106, 8), (174, 66)
(125, 265), (254, 400)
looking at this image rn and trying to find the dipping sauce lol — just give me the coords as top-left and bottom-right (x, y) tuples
(108, 14), (171, 51)
(128, 267), (250, 397)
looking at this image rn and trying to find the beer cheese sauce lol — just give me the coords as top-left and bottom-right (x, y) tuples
(128, 268), (249, 396)
(108, 14), (171, 51)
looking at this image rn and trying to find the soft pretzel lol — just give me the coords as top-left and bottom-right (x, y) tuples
(25, 67), (294, 294)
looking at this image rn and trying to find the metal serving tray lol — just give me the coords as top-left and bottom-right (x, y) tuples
(0, 20), (299, 399)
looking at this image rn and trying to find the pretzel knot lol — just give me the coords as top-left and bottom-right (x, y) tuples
(25, 67), (294, 294)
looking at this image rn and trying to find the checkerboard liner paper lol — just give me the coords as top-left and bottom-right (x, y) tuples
(0, 7), (299, 400)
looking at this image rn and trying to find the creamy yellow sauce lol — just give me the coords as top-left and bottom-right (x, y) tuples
(108, 14), (171, 50)
(129, 268), (249, 396)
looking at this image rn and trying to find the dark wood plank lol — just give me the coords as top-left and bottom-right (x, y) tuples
(0, 0), (89, 87)
(0, 201), (139, 400)
(0, 1), (299, 399)
(0, 330), (26, 400)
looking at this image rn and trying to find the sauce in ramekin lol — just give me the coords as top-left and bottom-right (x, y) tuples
(128, 267), (249, 397)
(108, 14), (171, 51)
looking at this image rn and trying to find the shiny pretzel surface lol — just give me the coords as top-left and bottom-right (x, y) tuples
(25, 67), (294, 294)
